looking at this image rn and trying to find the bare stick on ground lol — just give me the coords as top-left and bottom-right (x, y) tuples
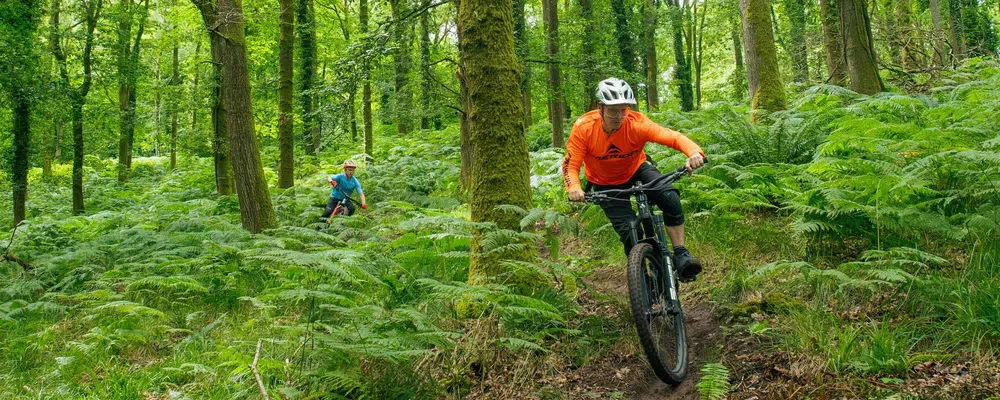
(250, 340), (271, 400)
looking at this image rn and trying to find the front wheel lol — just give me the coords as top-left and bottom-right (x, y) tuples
(332, 205), (349, 216)
(627, 242), (688, 385)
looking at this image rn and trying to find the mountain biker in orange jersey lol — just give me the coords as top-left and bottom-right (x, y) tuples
(322, 160), (367, 217)
(564, 78), (706, 281)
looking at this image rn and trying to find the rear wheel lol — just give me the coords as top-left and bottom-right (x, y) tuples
(626, 242), (688, 385)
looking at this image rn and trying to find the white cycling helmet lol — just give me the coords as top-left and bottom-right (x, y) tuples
(595, 78), (637, 106)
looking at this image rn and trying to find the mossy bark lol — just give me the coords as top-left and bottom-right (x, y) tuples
(781, 0), (809, 82)
(210, 38), (234, 196)
(542, 0), (564, 148)
(390, 0), (414, 134)
(667, 0), (693, 111)
(513, 0), (532, 127)
(894, 0), (919, 70)
(820, 0), (847, 86)
(360, 0), (373, 163)
(642, 0), (659, 111)
(297, 0), (316, 154)
(740, 0), (786, 122)
(841, 0), (884, 95)
(12, 92), (30, 225)
(457, 0), (534, 285)
(610, 0), (636, 75)
(277, 0), (294, 188)
(50, 0), (101, 215)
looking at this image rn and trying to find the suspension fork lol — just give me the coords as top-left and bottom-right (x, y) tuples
(636, 191), (681, 315)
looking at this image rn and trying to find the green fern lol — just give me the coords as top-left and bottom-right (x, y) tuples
(696, 363), (730, 400)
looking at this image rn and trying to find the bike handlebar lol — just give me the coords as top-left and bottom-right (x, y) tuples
(581, 158), (708, 203)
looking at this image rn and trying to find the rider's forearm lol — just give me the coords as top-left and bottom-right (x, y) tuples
(360, 193), (366, 205)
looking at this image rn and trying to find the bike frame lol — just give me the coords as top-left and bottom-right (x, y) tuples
(629, 189), (682, 319)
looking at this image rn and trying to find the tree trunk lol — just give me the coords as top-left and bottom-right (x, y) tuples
(895, 0), (918, 70)
(729, 13), (748, 100)
(390, 0), (414, 134)
(360, 0), (373, 163)
(610, 0), (636, 75)
(419, 0), (432, 130)
(191, 40), (200, 131)
(513, 0), (532, 126)
(71, 95), (85, 214)
(170, 43), (179, 170)
(579, 0), (599, 112)
(54, 0), (102, 215)
(211, 54), (234, 195)
(12, 92), (30, 225)
(946, 0), (966, 63)
(542, 0), (564, 148)
(193, 0), (277, 232)
(297, 0), (316, 154)
(841, 0), (884, 94)
(278, 0), (294, 188)
(154, 59), (161, 155)
(820, 0), (847, 86)
(741, 0), (786, 122)
(926, 0), (948, 66)
(642, 0), (659, 111)
(782, 0), (809, 82)
(667, 0), (693, 111)
(693, 1), (707, 108)
(116, 0), (134, 181)
(457, 0), (533, 284)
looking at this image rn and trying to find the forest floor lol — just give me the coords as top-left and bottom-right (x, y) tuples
(503, 236), (1000, 400)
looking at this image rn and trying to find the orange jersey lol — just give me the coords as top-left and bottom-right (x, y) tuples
(562, 109), (703, 191)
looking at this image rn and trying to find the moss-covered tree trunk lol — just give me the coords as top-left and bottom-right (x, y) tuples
(667, 0), (693, 111)
(513, 0), (532, 127)
(729, 12), (747, 100)
(389, 0), (414, 134)
(927, 0), (948, 66)
(579, 0), (599, 112)
(194, 0), (277, 232)
(946, 0), (966, 63)
(50, 0), (101, 215)
(741, 0), (786, 122)
(610, 0), (636, 75)
(297, 0), (316, 154)
(277, 0), (294, 188)
(3, 0), (40, 225)
(419, 0), (433, 130)
(542, 0), (564, 148)
(820, 0), (847, 86)
(115, 0), (146, 182)
(841, 0), (884, 95)
(11, 92), (30, 225)
(169, 43), (179, 170)
(894, 0), (919, 70)
(642, 0), (658, 111)
(782, 0), (809, 82)
(211, 56), (234, 195)
(360, 0), (373, 163)
(457, 0), (533, 284)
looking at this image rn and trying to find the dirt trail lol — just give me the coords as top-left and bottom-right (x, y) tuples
(547, 264), (725, 399)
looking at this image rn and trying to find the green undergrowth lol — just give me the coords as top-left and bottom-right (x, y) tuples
(4, 61), (1000, 398)
(0, 129), (617, 399)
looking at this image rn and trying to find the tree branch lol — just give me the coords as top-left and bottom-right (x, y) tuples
(250, 340), (271, 400)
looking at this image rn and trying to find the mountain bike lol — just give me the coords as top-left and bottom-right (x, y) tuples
(584, 163), (702, 385)
(318, 186), (362, 228)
